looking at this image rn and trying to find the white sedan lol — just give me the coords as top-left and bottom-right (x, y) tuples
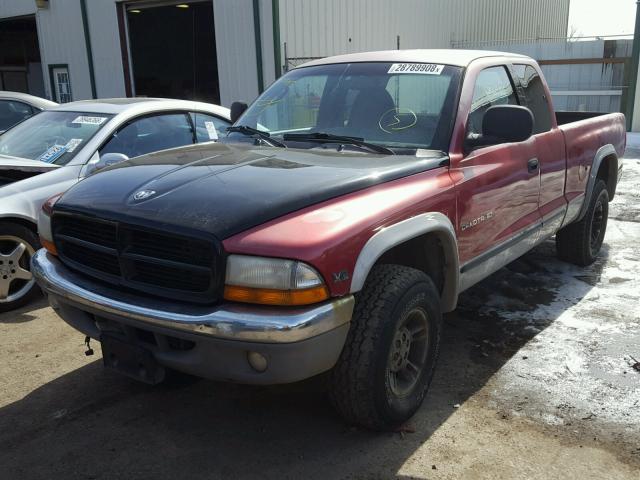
(0, 98), (230, 311)
(0, 91), (58, 133)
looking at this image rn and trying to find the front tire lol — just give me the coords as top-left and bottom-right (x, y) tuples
(0, 222), (41, 313)
(328, 265), (442, 430)
(556, 179), (609, 266)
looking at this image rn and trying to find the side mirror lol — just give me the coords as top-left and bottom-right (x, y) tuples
(230, 101), (248, 124)
(86, 152), (129, 175)
(465, 105), (534, 151)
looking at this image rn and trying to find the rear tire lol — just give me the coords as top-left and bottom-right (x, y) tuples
(0, 222), (41, 313)
(328, 264), (442, 431)
(556, 180), (609, 266)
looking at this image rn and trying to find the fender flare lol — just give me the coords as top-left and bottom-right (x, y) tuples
(577, 144), (617, 221)
(349, 212), (460, 312)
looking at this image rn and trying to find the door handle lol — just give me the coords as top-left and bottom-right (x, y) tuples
(527, 158), (539, 173)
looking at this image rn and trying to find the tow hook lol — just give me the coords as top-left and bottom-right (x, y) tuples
(84, 336), (94, 356)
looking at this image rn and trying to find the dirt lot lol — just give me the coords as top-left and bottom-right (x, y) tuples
(1, 149), (639, 480)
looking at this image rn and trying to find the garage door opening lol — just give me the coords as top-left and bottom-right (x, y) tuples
(0, 15), (45, 97)
(125, 1), (220, 104)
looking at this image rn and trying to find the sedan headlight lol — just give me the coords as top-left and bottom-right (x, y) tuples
(223, 255), (329, 306)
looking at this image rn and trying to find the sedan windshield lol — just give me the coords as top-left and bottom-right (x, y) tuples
(0, 111), (113, 165)
(231, 62), (462, 152)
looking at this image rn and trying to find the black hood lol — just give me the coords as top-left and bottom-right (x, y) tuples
(56, 142), (447, 239)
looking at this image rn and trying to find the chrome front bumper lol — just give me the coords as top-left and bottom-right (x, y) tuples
(32, 250), (355, 384)
(32, 250), (354, 344)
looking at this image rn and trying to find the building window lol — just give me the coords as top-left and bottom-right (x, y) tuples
(49, 65), (72, 103)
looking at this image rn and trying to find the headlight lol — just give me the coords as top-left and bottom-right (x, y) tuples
(223, 255), (329, 306)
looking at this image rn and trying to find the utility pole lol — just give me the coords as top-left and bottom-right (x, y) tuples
(626, 0), (640, 131)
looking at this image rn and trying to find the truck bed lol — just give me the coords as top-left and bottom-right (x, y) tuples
(555, 111), (615, 126)
(558, 112), (626, 206)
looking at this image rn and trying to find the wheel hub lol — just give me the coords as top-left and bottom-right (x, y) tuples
(590, 200), (605, 249)
(0, 261), (16, 279)
(386, 307), (431, 398)
(390, 327), (412, 372)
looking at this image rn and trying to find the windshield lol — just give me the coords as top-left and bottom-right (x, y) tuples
(0, 111), (113, 165)
(232, 62), (462, 152)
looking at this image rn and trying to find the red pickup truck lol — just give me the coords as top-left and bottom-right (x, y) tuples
(33, 50), (625, 430)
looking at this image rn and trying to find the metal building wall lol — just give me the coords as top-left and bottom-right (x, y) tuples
(0, 0), (36, 18)
(213, 0), (261, 105)
(0, 0), (94, 101)
(277, 0), (570, 62)
(84, 1), (126, 99)
(34, 0), (94, 101)
(1, 0), (571, 107)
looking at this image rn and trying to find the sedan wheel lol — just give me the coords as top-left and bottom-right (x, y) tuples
(0, 236), (35, 302)
(0, 222), (41, 312)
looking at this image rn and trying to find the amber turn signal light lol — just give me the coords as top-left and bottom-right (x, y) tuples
(41, 238), (58, 256)
(224, 285), (330, 306)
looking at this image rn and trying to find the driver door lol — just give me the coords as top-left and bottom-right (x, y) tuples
(454, 65), (542, 283)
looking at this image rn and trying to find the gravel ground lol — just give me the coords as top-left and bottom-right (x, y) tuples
(1, 147), (639, 479)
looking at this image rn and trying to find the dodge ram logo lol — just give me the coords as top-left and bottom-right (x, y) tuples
(133, 190), (156, 201)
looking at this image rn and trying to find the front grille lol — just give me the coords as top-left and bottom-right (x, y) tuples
(53, 213), (222, 303)
(62, 241), (122, 277)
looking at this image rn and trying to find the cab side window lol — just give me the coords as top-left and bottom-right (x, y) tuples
(513, 64), (552, 134)
(190, 112), (230, 143)
(467, 66), (518, 136)
(100, 113), (194, 159)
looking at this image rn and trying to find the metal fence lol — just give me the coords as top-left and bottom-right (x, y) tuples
(453, 37), (633, 120)
(284, 56), (323, 72)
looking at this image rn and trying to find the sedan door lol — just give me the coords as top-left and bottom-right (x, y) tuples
(190, 111), (231, 143)
(99, 112), (196, 160)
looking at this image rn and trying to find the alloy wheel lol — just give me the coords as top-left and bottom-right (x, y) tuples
(0, 235), (35, 304)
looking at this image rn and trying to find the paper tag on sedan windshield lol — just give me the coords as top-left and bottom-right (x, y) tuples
(388, 63), (444, 75)
(204, 121), (218, 140)
(39, 145), (67, 163)
(72, 115), (107, 125)
(64, 138), (83, 152)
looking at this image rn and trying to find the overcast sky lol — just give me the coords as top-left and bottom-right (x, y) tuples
(568, 0), (637, 37)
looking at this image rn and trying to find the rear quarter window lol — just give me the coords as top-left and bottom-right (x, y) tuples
(512, 64), (552, 134)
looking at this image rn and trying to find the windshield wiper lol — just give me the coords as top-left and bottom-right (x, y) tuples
(282, 132), (394, 155)
(226, 125), (287, 148)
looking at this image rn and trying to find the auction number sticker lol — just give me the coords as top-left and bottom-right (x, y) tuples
(204, 121), (218, 140)
(72, 115), (107, 125)
(387, 63), (444, 75)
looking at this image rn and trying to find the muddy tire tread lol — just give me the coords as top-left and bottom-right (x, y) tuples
(328, 264), (440, 430)
(556, 180), (608, 266)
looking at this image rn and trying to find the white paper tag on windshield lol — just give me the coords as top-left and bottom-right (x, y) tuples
(72, 115), (107, 125)
(64, 138), (83, 153)
(204, 121), (218, 140)
(388, 63), (444, 75)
